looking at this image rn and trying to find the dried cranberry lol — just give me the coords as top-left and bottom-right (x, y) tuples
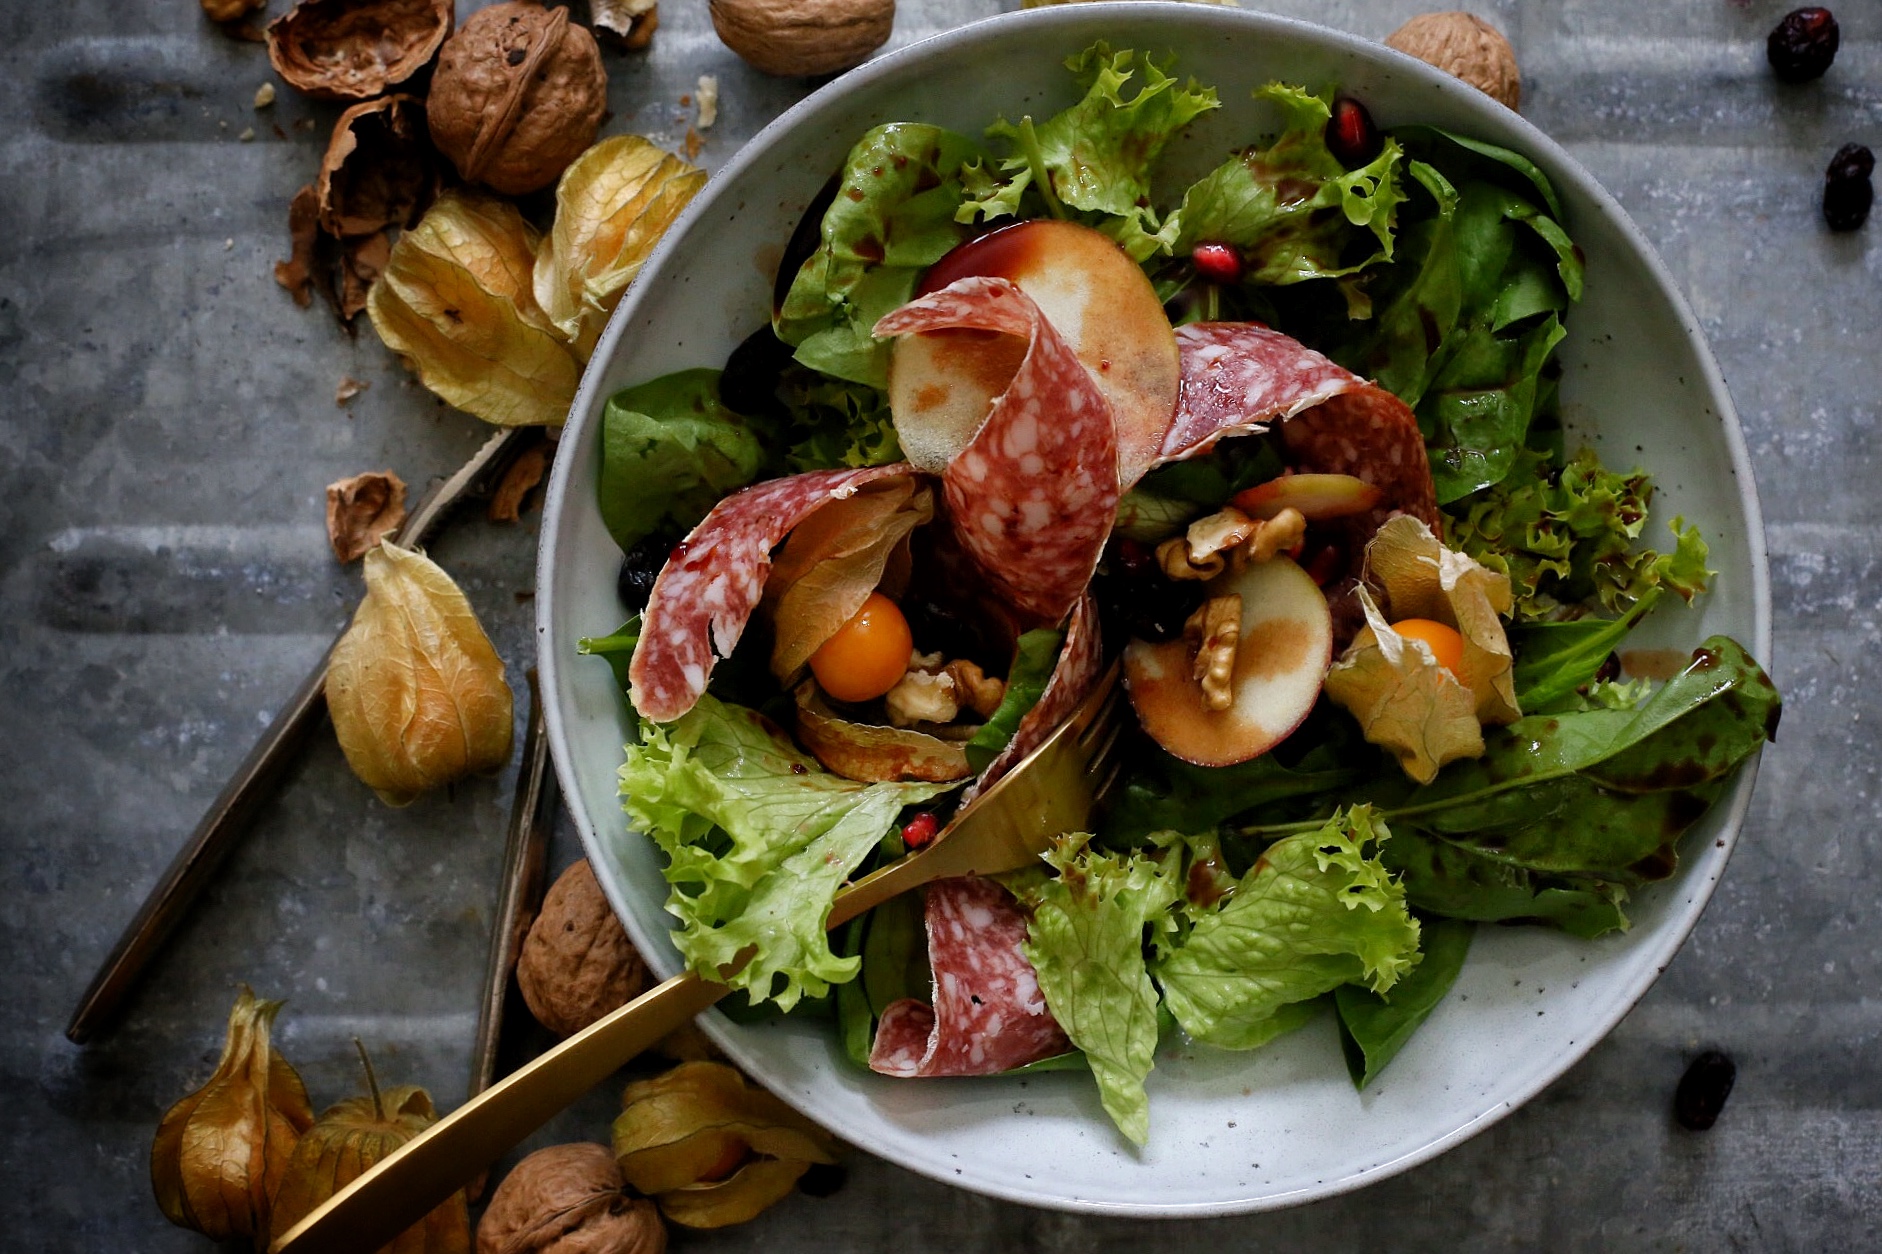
(1824, 143), (1874, 231)
(900, 812), (939, 848)
(1767, 8), (1839, 83)
(1673, 1050), (1737, 1131)
(1325, 96), (1384, 167)
(616, 534), (668, 611)
(1191, 242), (1243, 284)
(1111, 536), (1159, 580)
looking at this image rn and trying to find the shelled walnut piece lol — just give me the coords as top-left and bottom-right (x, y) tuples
(883, 652), (1004, 728)
(1385, 12), (1521, 111)
(709, 0), (893, 77)
(1157, 506), (1306, 580)
(517, 860), (649, 1037)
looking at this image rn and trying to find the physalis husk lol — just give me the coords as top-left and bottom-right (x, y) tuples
(366, 189), (582, 427)
(327, 541), (514, 806)
(533, 135), (706, 360)
(1325, 515), (1520, 783)
(611, 1061), (838, 1229)
(151, 987), (313, 1248)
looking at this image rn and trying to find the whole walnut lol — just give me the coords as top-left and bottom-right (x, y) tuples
(478, 1143), (665, 1254)
(428, 2), (608, 196)
(709, 0), (893, 78)
(517, 860), (649, 1037)
(1384, 11), (1521, 111)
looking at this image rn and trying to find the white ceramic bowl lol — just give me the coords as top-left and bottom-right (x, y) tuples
(538, 4), (1771, 1215)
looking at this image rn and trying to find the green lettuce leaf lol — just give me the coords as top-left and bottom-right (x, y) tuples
(964, 628), (1063, 774)
(1335, 916), (1472, 1089)
(620, 692), (955, 1010)
(1015, 833), (1184, 1145)
(964, 43), (1218, 252)
(1379, 827), (1631, 938)
(1170, 84), (1406, 285)
(775, 124), (985, 388)
(1155, 807), (1422, 1049)
(1446, 446), (1712, 621)
(597, 370), (769, 553)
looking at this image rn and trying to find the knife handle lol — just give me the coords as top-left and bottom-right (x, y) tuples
(64, 649), (334, 1043)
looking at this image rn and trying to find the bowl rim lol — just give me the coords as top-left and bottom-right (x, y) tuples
(537, 0), (1772, 1215)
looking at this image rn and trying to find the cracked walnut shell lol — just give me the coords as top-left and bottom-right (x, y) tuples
(518, 860), (649, 1037)
(477, 1143), (666, 1254)
(267, 0), (453, 102)
(317, 94), (438, 238)
(429, 2), (609, 196)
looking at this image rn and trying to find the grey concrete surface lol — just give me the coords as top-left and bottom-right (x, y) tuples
(1, 0), (1873, 1249)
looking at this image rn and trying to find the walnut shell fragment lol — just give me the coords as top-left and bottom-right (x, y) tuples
(318, 94), (438, 238)
(275, 184), (322, 308)
(366, 189), (582, 427)
(429, 2), (609, 196)
(1384, 11), (1521, 111)
(487, 441), (550, 523)
(268, 0), (452, 101)
(593, 0), (658, 49)
(709, 0), (892, 78)
(518, 860), (649, 1037)
(203, 0), (264, 26)
(477, 1143), (667, 1254)
(326, 470), (407, 563)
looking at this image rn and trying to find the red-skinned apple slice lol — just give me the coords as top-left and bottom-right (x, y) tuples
(1124, 555), (1334, 767)
(886, 220), (1178, 487)
(1231, 473), (1384, 521)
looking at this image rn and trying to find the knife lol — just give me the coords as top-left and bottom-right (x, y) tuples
(65, 425), (541, 1044)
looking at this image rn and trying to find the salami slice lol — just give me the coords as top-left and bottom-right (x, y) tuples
(959, 592), (1101, 805)
(868, 876), (1070, 1078)
(1159, 322), (1361, 462)
(1279, 388), (1441, 534)
(628, 464), (915, 724)
(875, 278), (1119, 625)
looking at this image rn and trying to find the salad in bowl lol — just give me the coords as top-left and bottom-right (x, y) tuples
(540, 7), (1774, 1212)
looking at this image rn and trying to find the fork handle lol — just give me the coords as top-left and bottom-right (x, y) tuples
(271, 969), (728, 1253)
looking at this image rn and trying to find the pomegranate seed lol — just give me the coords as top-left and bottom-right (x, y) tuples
(1190, 242), (1243, 284)
(1325, 96), (1383, 167)
(900, 812), (939, 848)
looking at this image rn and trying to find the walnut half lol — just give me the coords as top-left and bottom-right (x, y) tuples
(1186, 594), (1243, 712)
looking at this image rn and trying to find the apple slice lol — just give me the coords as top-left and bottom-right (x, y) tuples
(1231, 473), (1384, 521)
(1123, 555), (1333, 767)
(886, 220), (1178, 486)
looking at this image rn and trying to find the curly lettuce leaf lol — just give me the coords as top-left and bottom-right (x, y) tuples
(775, 124), (986, 387)
(961, 43), (1218, 250)
(1170, 84), (1406, 285)
(621, 693), (954, 1010)
(776, 367), (903, 472)
(1446, 447), (1712, 622)
(598, 370), (769, 553)
(1335, 916), (1473, 1090)
(964, 628), (1063, 774)
(1155, 807), (1422, 1049)
(1013, 833), (1184, 1145)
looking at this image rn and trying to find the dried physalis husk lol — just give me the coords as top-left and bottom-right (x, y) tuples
(326, 470), (407, 563)
(516, 859), (649, 1037)
(592, 0), (657, 49)
(1324, 515), (1520, 783)
(476, 1143), (666, 1254)
(327, 540), (515, 805)
(428, 2), (609, 196)
(318, 95), (438, 238)
(367, 190), (582, 428)
(270, 1043), (471, 1252)
(267, 0), (454, 102)
(612, 1062), (839, 1229)
(151, 987), (314, 1247)
(532, 136), (706, 359)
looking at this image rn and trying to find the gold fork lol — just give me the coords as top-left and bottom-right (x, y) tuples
(272, 663), (1126, 1253)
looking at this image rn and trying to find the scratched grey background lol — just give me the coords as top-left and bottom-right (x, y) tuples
(0, 0), (1873, 1248)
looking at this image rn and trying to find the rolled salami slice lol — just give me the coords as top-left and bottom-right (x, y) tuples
(875, 278), (1119, 625)
(958, 592), (1101, 805)
(628, 464), (916, 724)
(868, 876), (1071, 1078)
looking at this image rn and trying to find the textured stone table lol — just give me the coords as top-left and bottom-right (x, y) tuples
(2, 0), (1872, 1248)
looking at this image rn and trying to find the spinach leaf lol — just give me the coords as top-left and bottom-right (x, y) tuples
(597, 370), (769, 553)
(836, 916), (875, 1067)
(1335, 916), (1473, 1089)
(1380, 827), (1631, 938)
(1508, 590), (1659, 710)
(775, 124), (986, 387)
(577, 617), (640, 702)
(965, 629), (1064, 774)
